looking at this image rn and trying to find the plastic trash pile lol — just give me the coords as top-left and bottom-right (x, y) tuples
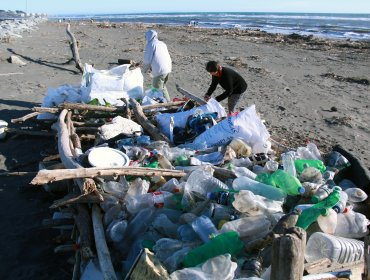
(38, 63), (368, 279)
(78, 103), (368, 279)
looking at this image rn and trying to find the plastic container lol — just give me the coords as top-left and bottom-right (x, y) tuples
(312, 185), (333, 203)
(332, 190), (348, 213)
(232, 176), (286, 201)
(281, 151), (297, 177)
(207, 191), (235, 206)
(156, 152), (174, 169)
(220, 215), (271, 240)
(191, 215), (219, 243)
(317, 208), (338, 234)
(271, 169), (305, 196)
(231, 166), (257, 179)
(296, 188), (341, 230)
(307, 142), (322, 160)
(300, 167), (323, 183)
(305, 232), (364, 264)
(334, 210), (369, 238)
(125, 191), (177, 214)
(107, 219), (128, 243)
(182, 231), (244, 267)
(294, 159), (326, 174)
(228, 138), (252, 157)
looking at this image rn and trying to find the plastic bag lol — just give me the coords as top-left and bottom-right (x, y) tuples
(192, 105), (270, 151)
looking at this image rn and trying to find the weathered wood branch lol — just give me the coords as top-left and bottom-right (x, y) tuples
(11, 111), (41, 123)
(6, 128), (55, 137)
(31, 167), (187, 185)
(73, 204), (95, 260)
(92, 204), (117, 280)
(50, 193), (103, 209)
(129, 98), (170, 142)
(66, 23), (83, 73)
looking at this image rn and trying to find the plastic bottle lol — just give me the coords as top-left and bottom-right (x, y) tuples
(230, 165), (257, 179)
(326, 151), (350, 170)
(296, 188), (341, 230)
(232, 176), (286, 201)
(281, 151), (297, 177)
(230, 157), (253, 168)
(255, 172), (275, 186)
(334, 210), (369, 238)
(263, 160), (279, 173)
(184, 168), (229, 198)
(220, 216), (271, 240)
(239, 258), (263, 278)
(232, 190), (283, 216)
(207, 191), (235, 206)
(182, 231), (245, 267)
(332, 190), (348, 213)
(154, 150), (174, 170)
(307, 142), (322, 160)
(311, 184), (333, 203)
(228, 138), (252, 157)
(107, 219), (128, 243)
(270, 169), (305, 196)
(125, 191), (178, 214)
(294, 159), (326, 174)
(302, 182), (320, 198)
(305, 232), (364, 264)
(191, 215), (219, 243)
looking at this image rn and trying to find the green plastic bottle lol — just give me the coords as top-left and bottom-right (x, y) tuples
(296, 188), (341, 230)
(182, 231), (244, 267)
(255, 172), (275, 186)
(271, 169), (305, 196)
(294, 159), (326, 174)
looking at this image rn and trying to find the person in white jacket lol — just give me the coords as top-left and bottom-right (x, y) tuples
(143, 30), (172, 101)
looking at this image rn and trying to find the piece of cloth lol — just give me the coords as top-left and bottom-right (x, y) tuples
(206, 66), (248, 103)
(143, 30), (172, 77)
(153, 73), (170, 101)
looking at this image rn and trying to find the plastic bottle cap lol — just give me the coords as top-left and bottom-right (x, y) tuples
(298, 186), (305, 194)
(332, 205), (340, 213)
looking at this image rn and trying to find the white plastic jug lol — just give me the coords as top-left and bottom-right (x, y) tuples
(305, 232), (364, 264)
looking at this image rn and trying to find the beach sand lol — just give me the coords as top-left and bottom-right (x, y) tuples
(0, 21), (369, 279)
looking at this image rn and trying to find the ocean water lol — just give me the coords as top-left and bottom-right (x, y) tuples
(49, 12), (370, 41)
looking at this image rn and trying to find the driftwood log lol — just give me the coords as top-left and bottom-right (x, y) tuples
(73, 204), (95, 260)
(31, 167), (186, 185)
(129, 98), (170, 142)
(92, 205), (117, 280)
(66, 23), (83, 73)
(271, 227), (306, 280)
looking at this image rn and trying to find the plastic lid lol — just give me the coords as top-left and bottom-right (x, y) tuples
(298, 186), (305, 194)
(88, 147), (129, 168)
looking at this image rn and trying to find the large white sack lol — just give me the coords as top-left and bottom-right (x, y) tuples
(155, 98), (226, 138)
(193, 105), (270, 150)
(81, 63), (144, 105)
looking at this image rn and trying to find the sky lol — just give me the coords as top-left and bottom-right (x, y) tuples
(2, 0), (370, 15)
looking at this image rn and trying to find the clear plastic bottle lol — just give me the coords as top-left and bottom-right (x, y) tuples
(154, 150), (174, 170)
(312, 184), (333, 203)
(332, 190), (348, 213)
(220, 215), (271, 240)
(191, 215), (219, 243)
(232, 176), (286, 201)
(270, 169), (305, 196)
(281, 151), (297, 177)
(125, 191), (178, 214)
(107, 219), (128, 243)
(307, 142), (322, 160)
(231, 165), (257, 179)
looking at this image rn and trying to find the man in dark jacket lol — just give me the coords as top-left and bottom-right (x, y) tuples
(203, 61), (247, 115)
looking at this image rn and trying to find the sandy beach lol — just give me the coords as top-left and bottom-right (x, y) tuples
(0, 21), (369, 279)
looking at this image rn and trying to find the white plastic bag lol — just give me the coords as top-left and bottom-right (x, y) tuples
(155, 98), (226, 138)
(81, 63), (144, 105)
(98, 116), (142, 141)
(193, 105), (270, 151)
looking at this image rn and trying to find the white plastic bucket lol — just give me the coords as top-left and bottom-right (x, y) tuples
(305, 232), (364, 264)
(0, 120), (8, 140)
